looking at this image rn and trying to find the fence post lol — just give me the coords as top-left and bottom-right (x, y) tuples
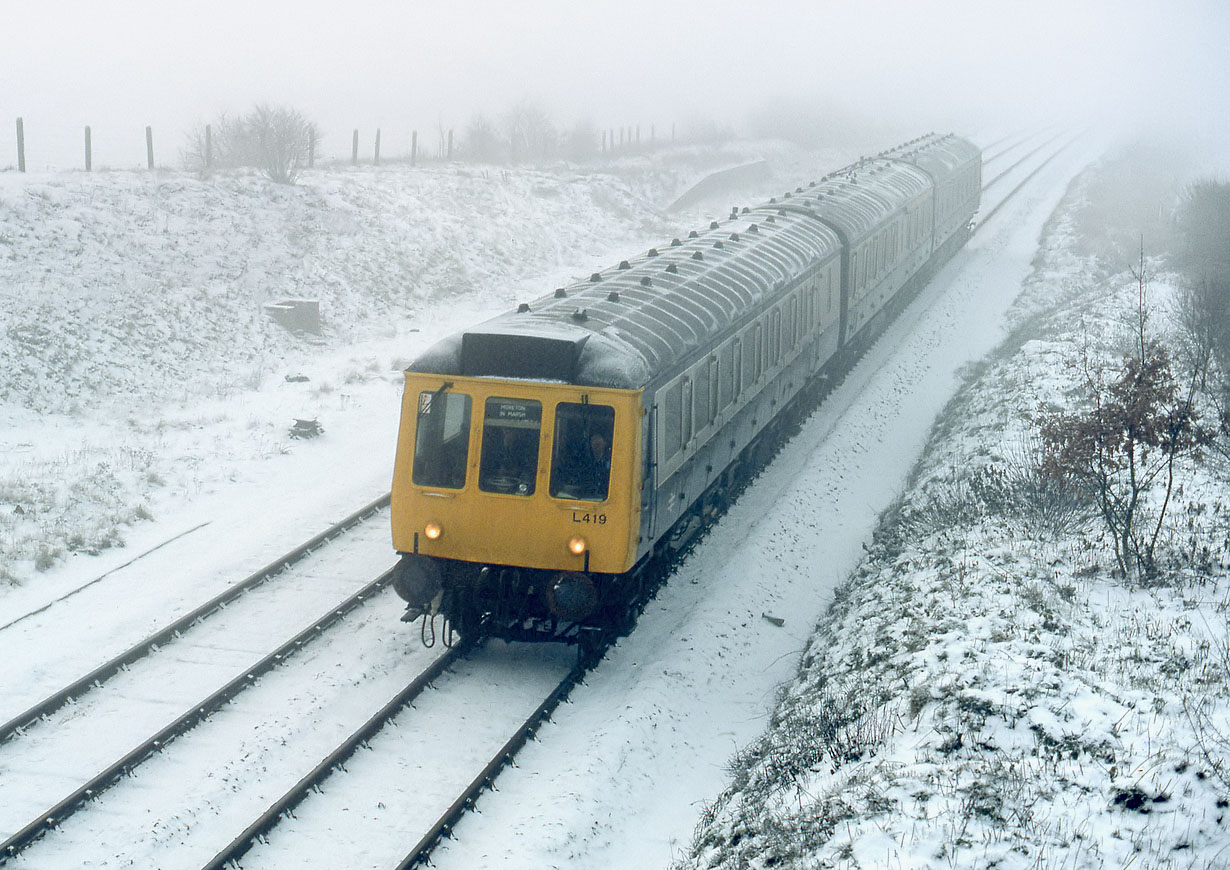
(16, 117), (25, 172)
(374, 129), (381, 166)
(146, 126), (154, 169)
(85, 126), (92, 171)
(352, 129), (359, 165)
(411, 130), (417, 167)
(205, 124), (212, 169)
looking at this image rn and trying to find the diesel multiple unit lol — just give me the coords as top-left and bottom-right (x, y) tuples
(390, 133), (981, 644)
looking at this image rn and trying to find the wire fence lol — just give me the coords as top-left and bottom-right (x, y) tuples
(4, 116), (686, 174)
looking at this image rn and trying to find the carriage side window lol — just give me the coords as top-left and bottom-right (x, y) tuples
(479, 397), (542, 495)
(550, 403), (615, 501)
(694, 362), (712, 431)
(662, 381), (683, 458)
(719, 340), (736, 409)
(413, 390), (472, 489)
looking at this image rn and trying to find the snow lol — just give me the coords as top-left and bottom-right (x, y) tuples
(2, 129), (1227, 869)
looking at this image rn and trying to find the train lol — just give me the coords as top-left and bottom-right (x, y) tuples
(390, 133), (981, 645)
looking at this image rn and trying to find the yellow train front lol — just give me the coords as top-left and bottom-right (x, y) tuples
(391, 324), (649, 642)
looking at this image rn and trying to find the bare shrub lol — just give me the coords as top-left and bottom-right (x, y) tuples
(461, 114), (504, 163)
(1038, 266), (1214, 579)
(503, 101), (556, 164)
(184, 104), (320, 184)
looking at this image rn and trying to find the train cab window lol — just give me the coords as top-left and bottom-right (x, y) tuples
(479, 397), (542, 496)
(549, 403), (615, 501)
(413, 390), (472, 489)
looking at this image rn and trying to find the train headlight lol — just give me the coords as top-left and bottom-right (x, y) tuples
(567, 536), (587, 556)
(424, 522), (443, 541)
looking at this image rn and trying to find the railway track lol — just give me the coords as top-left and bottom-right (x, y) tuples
(200, 641), (589, 870)
(0, 497), (398, 862)
(0, 493), (390, 745)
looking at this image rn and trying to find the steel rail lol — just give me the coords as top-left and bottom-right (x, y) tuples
(976, 135), (1082, 231)
(981, 130), (1070, 192)
(0, 492), (391, 745)
(198, 642), (472, 870)
(0, 566), (398, 862)
(394, 655), (594, 870)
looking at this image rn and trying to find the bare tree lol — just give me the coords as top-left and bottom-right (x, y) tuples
(248, 104), (319, 183)
(462, 114), (505, 163)
(183, 104), (320, 184)
(1038, 261), (1213, 580)
(503, 101), (556, 164)
(1175, 179), (1230, 280)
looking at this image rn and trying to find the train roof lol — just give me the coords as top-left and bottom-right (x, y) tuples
(883, 133), (982, 179)
(408, 134), (979, 391)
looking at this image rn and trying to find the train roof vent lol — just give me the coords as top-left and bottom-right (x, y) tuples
(647, 248), (659, 257)
(729, 232), (740, 242)
(608, 290), (621, 302)
(665, 263), (679, 273)
(555, 287), (568, 298)
(692, 251), (704, 261)
(671, 238), (682, 246)
(709, 221), (719, 229)
(688, 230), (699, 238)
(517, 303), (531, 313)
(640, 276), (653, 287)
(571, 308), (588, 322)
(742, 206), (750, 214)
(713, 240), (724, 250)
(748, 224), (759, 233)
(589, 273), (602, 282)
(618, 260), (631, 270)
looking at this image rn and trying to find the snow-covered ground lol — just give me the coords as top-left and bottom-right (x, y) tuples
(671, 154), (1230, 867)
(3, 129), (1227, 869)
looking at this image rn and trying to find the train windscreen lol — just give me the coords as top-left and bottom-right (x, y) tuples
(550, 403), (615, 501)
(479, 397), (542, 495)
(412, 390), (472, 489)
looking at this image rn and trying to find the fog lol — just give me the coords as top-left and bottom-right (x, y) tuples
(2, 0), (1227, 169)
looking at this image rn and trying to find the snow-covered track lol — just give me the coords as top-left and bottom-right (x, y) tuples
(981, 125), (1061, 165)
(981, 129), (1072, 193)
(0, 492), (390, 746)
(0, 561), (397, 861)
(196, 640), (591, 870)
(977, 133), (1083, 229)
(391, 653), (592, 870)
(197, 641), (471, 870)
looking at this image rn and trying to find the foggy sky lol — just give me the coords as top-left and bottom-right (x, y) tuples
(2, 0), (1227, 169)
